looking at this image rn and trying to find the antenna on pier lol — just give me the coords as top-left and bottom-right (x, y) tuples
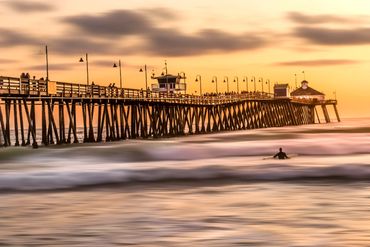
(164, 60), (168, 75)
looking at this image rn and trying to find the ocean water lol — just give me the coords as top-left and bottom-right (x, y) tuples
(1, 118), (370, 246)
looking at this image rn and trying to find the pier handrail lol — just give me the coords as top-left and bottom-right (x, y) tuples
(0, 75), (289, 105)
(291, 98), (337, 105)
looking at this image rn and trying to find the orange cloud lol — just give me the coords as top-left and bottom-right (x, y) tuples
(294, 27), (370, 45)
(3, 0), (56, 13)
(62, 9), (267, 56)
(287, 12), (367, 24)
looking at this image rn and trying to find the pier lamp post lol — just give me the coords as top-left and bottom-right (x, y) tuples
(251, 76), (256, 91)
(223, 76), (229, 93)
(45, 45), (49, 83)
(233, 76), (239, 93)
(266, 79), (271, 95)
(79, 53), (89, 85)
(113, 60), (123, 89)
(211, 76), (218, 94)
(195, 75), (202, 96)
(259, 78), (264, 93)
(294, 74), (297, 89)
(139, 64), (148, 90)
(243, 76), (248, 92)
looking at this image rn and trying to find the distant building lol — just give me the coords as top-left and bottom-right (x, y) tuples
(290, 80), (325, 101)
(274, 83), (290, 98)
(151, 73), (186, 94)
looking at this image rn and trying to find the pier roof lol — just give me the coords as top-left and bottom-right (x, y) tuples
(291, 86), (324, 96)
(151, 74), (186, 80)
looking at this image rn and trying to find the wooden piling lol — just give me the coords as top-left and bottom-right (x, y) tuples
(333, 104), (341, 122)
(0, 107), (8, 146)
(42, 100), (47, 145)
(13, 100), (20, 146)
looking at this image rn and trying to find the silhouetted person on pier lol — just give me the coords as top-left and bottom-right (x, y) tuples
(273, 148), (289, 159)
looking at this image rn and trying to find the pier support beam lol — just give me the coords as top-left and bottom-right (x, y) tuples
(333, 104), (341, 122)
(0, 96), (341, 148)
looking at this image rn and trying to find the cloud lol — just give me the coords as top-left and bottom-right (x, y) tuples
(138, 8), (179, 21)
(93, 60), (117, 67)
(62, 9), (267, 56)
(0, 28), (39, 46)
(49, 38), (123, 55)
(0, 8), (268, 57)
(63, 10), (153, 37)
(0, 58), (18, 64)
(93, 60), (142, 69)
(63, 8), (181, 36)
(287, 12), (370, 46)
(274, 59), (359, 66)
(4, 1), (56, 13)
(294, 26), (370, 45)
(287, 12), (363, 25)
(0, 27), (133, 56)
(24, 63), (75, 71)
(142, 28), (265, 56)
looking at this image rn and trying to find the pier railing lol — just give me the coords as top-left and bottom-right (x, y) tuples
(0, 75), (337, 106)
(0, 76), (275, 105)
(291, 98), (337, 105)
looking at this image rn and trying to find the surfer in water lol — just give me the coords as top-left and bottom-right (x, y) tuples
(273, 148), (289, 159)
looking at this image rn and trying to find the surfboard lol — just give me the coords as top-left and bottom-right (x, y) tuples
(263, 154), (298, 160)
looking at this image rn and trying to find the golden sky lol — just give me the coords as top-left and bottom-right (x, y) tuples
(1, 0), (370, 117)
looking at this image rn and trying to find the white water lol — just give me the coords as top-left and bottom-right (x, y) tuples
(1, 118), (370, 191)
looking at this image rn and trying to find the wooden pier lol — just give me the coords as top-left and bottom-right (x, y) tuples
(0, 76), (340, 148)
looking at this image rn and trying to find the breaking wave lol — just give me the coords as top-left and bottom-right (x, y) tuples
(1, 118), (370, 192)
(1, 158), (370, 191)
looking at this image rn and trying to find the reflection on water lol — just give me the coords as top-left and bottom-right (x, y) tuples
(2, 183), (370, 246)
(1, 118), (370, 246)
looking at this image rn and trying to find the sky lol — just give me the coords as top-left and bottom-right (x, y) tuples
(0, 0), (370, 117)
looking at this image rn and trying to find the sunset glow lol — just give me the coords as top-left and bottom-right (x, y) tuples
(1, 0), (370, 117)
